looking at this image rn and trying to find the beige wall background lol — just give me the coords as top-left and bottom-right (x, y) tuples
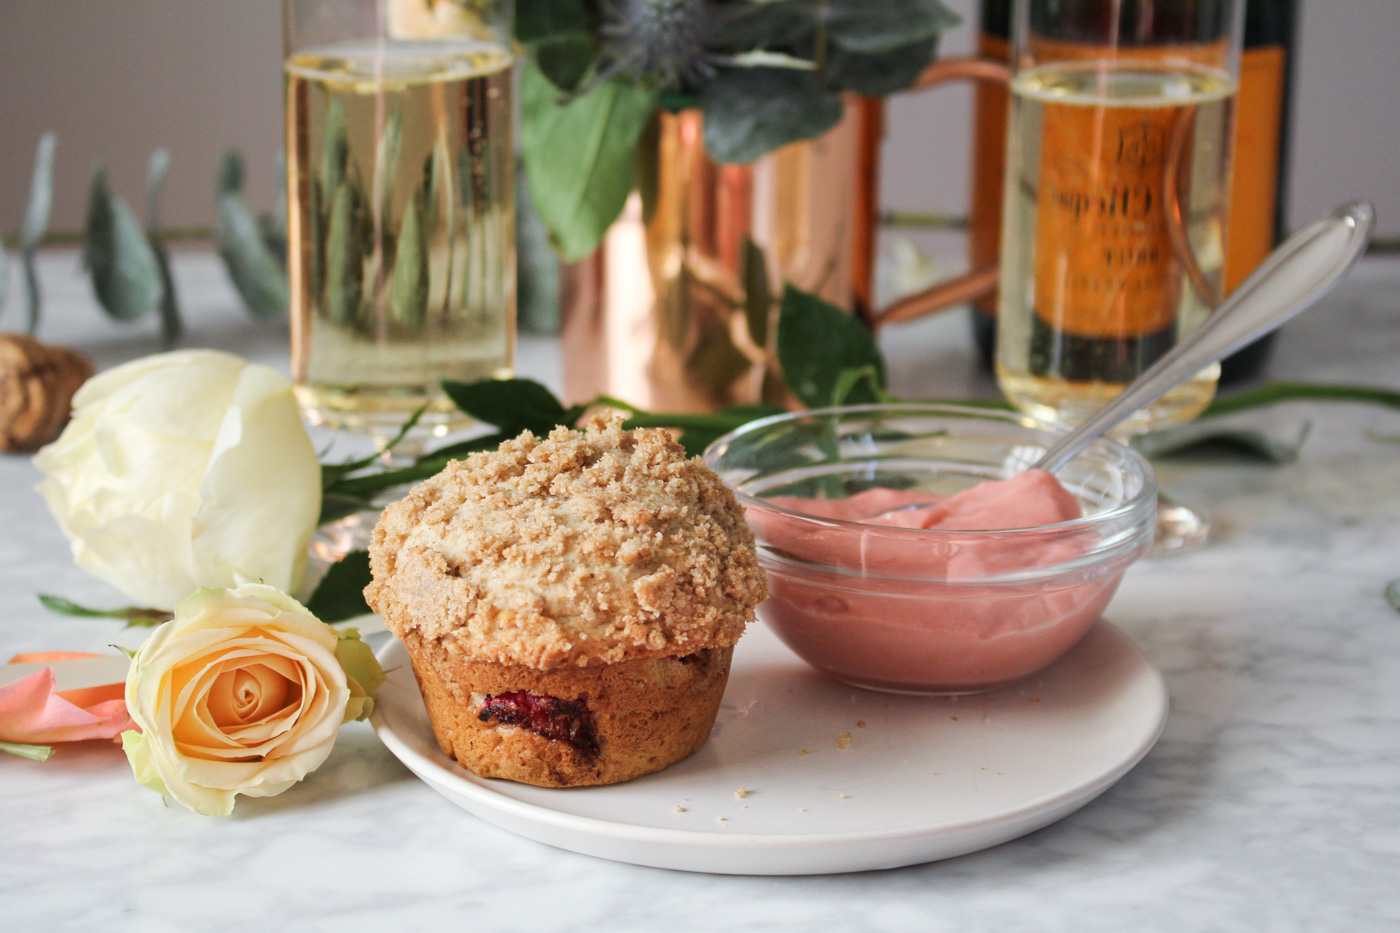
(1, 0), (1397, 238)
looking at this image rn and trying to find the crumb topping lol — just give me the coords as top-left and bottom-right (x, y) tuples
(366, 415), (768, 668)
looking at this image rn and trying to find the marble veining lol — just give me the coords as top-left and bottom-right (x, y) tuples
(2, 254), (1398, 930)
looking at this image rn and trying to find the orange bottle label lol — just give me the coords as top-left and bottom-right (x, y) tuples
(1225, 45), (1285, 293)
(1032, 93), (1184, 338)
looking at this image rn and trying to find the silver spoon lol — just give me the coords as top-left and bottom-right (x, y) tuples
(1033, 200), (1375, 474)
(867, 201), (1375, 525)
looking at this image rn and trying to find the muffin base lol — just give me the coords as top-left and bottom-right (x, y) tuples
(403, 633), (734, 787)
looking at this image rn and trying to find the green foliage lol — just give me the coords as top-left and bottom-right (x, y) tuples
(776, 284), (886, 408)
(700, 68), (842, 164)
(216, 150), (290, 319)
(38, 594), (171, 628)
(84, 165), (163, 322)
(18, 132), (56, 332)
(307, 550), (374, 624)
(517, 0), (958, 258)
(520, 62), (656, 261)
(145, 148), (182, 344)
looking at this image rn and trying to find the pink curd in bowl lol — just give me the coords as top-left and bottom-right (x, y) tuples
(703, 405), (1157, 695)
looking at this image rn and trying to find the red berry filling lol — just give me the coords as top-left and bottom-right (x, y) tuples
(478, 691), (600, 758)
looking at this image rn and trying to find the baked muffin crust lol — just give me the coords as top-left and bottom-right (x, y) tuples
(365, 416), (768, 669)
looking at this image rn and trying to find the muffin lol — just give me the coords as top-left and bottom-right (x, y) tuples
(365, 416), (768, 787)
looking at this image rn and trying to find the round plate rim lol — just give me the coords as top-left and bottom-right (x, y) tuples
(370, 621), (1168, 869)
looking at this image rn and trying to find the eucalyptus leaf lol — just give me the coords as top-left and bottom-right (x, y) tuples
(825, 39), (937, 96)
(325, 181), (365, 325)
(822, 0), (960, 54)
(521, 61), (656, 261)
(441, 376), (581, 435)
(216, 151), (290, 319)
(307, 550), (373, 623)
(373, 110), (404, 228)
(707, 2), (815, 53)
(776, 284), (885, 408)
(84, 166), (163, 322)
(1134, 420), (1313, 463)
(701, 68), (842, 165)
(146, 148), (182, 344)
(19, 132), (56, 332)
(390, 195), (429, 329)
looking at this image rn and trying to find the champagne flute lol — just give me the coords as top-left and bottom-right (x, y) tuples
(284, 0), (516, 461)
(994, 0), (1244, 552)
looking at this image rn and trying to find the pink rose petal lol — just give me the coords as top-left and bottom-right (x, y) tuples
(0, 653), (135, 746)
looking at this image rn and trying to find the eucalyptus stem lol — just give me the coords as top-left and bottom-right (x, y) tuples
(1202, 382), (1400, 418)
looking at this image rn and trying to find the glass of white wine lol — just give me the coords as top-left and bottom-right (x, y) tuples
(995, 0), (1244, 553)
(283, 0), (515, 454)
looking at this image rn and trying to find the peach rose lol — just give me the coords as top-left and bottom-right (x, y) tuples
(121, 584), (383, 816)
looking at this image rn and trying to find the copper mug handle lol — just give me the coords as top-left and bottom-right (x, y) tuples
(871, 57), (1012, 329)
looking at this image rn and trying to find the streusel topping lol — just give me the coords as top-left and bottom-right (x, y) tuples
(365, 416), (768, 668)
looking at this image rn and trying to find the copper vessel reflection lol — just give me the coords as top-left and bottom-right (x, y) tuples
(560, 61), (1012, 412)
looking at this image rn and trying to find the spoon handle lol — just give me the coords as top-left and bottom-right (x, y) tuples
(1034, 201), (1376, 474)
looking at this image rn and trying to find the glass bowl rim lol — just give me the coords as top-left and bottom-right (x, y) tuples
(702, 402), (1159, 539)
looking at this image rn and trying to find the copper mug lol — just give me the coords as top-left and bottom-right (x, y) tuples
(559, 59), (1011, 413)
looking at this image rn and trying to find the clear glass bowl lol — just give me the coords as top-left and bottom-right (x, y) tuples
(704, 404), (1157, 695)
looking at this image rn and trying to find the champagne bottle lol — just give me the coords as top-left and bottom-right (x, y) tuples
(968, 0), (1297, 385)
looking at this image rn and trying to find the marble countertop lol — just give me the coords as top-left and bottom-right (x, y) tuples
(2, 252), (1398, 930)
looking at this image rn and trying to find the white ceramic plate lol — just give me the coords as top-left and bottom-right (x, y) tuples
(371, 620), (1167, 875)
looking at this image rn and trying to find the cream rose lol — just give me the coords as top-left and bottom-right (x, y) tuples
(121, 584), (383, 816)
(34, 350), (321, 611)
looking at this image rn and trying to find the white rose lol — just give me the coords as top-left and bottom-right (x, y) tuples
(122, 584), (383, 816)
(34, 350), (321, 611)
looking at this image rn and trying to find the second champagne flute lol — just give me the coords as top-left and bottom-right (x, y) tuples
(995, 0), (1244, 550)
(285, 0), (516, 453)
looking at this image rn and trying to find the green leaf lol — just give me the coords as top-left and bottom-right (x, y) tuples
(701, 68), (843, 165)
(319, 492), (376, 526)
(441, 377), (579, 435)
(822, 0), (960, 55)
(534, 32), (596, 92)
(520, 61), (656, 261)
(390, 195), (429, 329)
(325, 181), (365, 325)
(19, 132), (56, 332)
(0, 248), (8, 313)
(146, 148), (182, 344)
(825, 39), (937, 95)
(372, 110), (405, 228)
(1386, 579), (1400, 613)
(84, 165), (163, 322)
(1202, 381), (1400, 418)
(831, 364), (894, 407)
(776, 284), (886, 408)
(1134, 420), (1313, 464)
(741, 237), (773, 348)
(217, 151), (290, 319)
(38, 594), (171, 628)
(1, 741), (53, 762)
(307, 550), (374, 624)
(424, 431), (512, 460)
(20, 133), (56, 252)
